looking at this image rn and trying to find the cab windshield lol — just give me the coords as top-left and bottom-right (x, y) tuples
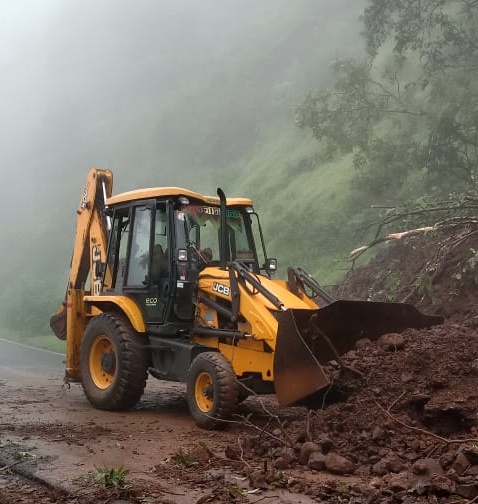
(180, 204), (257, 268)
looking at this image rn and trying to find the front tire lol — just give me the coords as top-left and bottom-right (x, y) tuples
(186, 352), (238, 430)
(80, 313), (148, 411)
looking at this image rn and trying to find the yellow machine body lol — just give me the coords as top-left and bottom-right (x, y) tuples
(51, 168), (443, 424)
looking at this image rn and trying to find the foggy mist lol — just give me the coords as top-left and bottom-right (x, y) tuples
(0, 0), (364, 339)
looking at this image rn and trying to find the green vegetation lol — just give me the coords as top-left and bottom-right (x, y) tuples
(296, 0), (478, 205)
(229, 128), (377, 284)
(1, 0), (475, 348)
(86, 466), (133, 498)
(0, 276), (65, 351)
(169, 447), (197, 468)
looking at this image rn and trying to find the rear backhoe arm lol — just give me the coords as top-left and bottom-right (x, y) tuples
(50, 168), (113, 380)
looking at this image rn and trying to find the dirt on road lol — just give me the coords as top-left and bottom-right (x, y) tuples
(1, 229), (478, 503)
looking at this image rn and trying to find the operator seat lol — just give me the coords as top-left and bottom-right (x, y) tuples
(151, 244), (168, 279)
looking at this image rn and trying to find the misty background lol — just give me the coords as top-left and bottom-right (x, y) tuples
(2, 0), (475, 348)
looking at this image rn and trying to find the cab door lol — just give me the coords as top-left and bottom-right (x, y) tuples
(106, 200), (172, 324)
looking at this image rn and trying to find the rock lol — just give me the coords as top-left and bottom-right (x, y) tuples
(369, 476), (383, 489)
(367, 445), (380, 457)
(388, 472), (412, 492)
(299, 441), (320, 465)
(405, 459), (454, 497)
(372, 426), (386, 441)
(452, 451), (471, 475)
(386, 456), (407, 473)
(273, 456), (290, 470)
(445, 468), (459, 481)
(273, 447), (295, 469)
(463, 446), (478, 465)
(224, 444), (242, 461)
(308, 452), (326, 471)
(413, 478), (430, 496)
(377, 333), (406, 351)
(352, 483), (379, 501)
(411, 458), (444, 476)
(324, 452), (355, 475)
(466, 465), (478, 476)
(471, 358), (478, 375)
(403, 451), (420, 461)
(249, 470), (269, 490)
(440, 450), (456, 468)
(428, 474), (455, 496)
(278, 447), (295, 464)
(317, 436), (334, 453)
(456, 482), (478, 499)
(371, 459), (388, 476)
(191, 444), (212, 463)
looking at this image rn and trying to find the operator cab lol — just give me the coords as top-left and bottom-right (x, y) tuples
(102, 192), (275, 334)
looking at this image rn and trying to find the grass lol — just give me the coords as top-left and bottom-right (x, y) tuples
(85, 466), (134, 499)
(0, 329), (65, 353)
(24, 334), (65, 352)
(223, 126), (378, 285)
(169, 447), (197, 468)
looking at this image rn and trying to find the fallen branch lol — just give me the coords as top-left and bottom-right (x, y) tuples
(250, 496), (280, 503)
(349, 217), (478, 261)
(387, 391), (406, 412)
(0, 460), (27, 473)
(349, 225), (437, 259)
(448, 496), (478, 504)
(374, 400), (478, 445)
(237, 436), (252, 469)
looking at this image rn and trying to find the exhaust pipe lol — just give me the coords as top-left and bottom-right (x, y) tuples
(217, 188), (227, 270)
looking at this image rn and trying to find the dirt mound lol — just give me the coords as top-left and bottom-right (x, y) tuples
(219, 231), (478, 502)
(334, 229), (478, 322)
(3, 231), (478, 504)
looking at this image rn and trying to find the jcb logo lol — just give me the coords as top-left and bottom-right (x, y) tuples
(92, 245), (102, 296)
(213, 282), (230, 296)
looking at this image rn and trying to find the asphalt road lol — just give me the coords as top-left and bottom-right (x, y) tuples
(0, 337), (64, 383)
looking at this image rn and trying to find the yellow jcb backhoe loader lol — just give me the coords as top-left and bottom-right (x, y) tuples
(51, 168), (443, 429)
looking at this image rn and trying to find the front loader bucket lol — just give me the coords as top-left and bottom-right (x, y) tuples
(273, 300), (444, 407)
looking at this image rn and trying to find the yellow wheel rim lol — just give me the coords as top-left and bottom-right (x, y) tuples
(195, 371), (214, 412)
(89, 335), (116, 390)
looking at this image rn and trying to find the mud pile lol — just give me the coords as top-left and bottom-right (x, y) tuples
(219, 231), (478, 502)
(335, 229), (478, 321)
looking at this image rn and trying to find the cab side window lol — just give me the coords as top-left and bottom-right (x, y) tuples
(127, 206), (152, 287)
(151, 206), (169, 280)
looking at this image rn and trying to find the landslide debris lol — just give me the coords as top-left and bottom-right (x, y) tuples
(211, 231), (478, 502)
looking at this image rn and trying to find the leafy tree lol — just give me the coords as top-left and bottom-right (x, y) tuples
(296, 0), (478, 198)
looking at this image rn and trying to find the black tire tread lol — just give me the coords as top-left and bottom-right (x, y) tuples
(80, 312), (148, 411)
(187, 351), (238, 430)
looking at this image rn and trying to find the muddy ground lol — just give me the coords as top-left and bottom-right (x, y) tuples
(1, 229), (478, 503)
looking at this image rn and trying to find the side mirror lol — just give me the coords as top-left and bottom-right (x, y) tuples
(264, 258), (278, 274)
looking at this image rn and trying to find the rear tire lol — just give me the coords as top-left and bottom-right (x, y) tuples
(186, 352), (238, 430)
(80, 313), (148, 411)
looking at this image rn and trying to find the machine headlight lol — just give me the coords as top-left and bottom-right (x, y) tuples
(177, 249), (188, 261)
